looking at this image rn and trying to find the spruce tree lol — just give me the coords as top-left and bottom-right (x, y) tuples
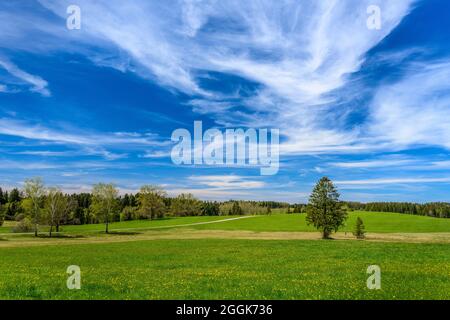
(306, 177), (347, 239)
(231, 201), (243, 215)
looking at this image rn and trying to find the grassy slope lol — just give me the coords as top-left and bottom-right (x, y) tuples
(0, 239), (448, 299)
(0, 216), (233, 234)
(2, 211), (449, 234)
(192, 212), (450, 233)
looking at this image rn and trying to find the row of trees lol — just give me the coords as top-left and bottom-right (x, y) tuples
(1, 176), (448, 238)
(0, 176), (361, 240)
(0, 179), (286, 236)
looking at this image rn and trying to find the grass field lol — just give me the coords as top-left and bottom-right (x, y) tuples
(0, 211), (449, 300)
(0, 239), (449, 299)
(0, 215), (231, 234)
(2, 211), (450, 234)
(191, 211), (450, 233)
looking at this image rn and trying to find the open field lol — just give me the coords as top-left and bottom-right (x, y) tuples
(2, 211), (450, 234)
(190, 211), (450, 233)
(0, 239), (449, 299)
(0, 212), (449, 300)
(0, 215), (233, 234)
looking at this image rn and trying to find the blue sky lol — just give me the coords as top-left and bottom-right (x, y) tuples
(0, 0), (450, 203)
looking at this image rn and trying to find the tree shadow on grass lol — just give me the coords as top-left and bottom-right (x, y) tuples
(321, 236), (338, 240)
(36, 234), (86, 239)
(104, 231), (142, 236)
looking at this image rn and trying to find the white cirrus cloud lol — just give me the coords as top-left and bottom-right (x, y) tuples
(31, 0), (415, 153)
(189, 174), (266, 189)
(10, 0), (448, 157)
(336, 177), (450, 186)
(332, 159), (417, 169)
(0, 58), (50, 96)
(367, 61), (450, 150)
(0, 118), (166, 147)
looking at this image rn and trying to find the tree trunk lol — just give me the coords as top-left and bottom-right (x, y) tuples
(56, 224), (60, 232)
(33, 204), (38, 237)
(49, 225), (53, 238)
(322, 229), (331, 239)
(106, 220), (109, 234)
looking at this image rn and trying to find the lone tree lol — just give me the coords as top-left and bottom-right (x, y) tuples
(353, 217), (366, 239)
(24, 177), (45, 237)
(91, 183), (119, 233)
(45, 188), (74, 236)
(45, 187), (65, 237)
(137, 185), (167, 220)
(306, 177), (347, 239)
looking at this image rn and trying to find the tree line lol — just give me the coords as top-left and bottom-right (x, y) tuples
(0, 178), (288, 235)
(1, 177), (448, 237)
(343, 201), (450, 218)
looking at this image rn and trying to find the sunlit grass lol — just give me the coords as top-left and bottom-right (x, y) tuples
(0, 239), (448, 300)
(191, 211), (450, 233)
(2, 211), (449, 235)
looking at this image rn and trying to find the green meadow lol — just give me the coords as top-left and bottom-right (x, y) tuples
(0, 239), (449, 300)
(190, 211), (450, 233)
(2, 211), (450, 234)
(0, 211), (449, 300)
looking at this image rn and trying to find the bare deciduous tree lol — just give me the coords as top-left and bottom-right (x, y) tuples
(137, 185), (167, 220)
(91, 183), (119, 233)
(45, 187), (70, 237)
(24, 177), (45, 237)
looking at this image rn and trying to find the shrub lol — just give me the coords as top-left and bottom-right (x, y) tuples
(15, 213), (25, 221)
(12, 218), (33, 233)
(353, 217), (366, 239)
(121, 206), (137, 221)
